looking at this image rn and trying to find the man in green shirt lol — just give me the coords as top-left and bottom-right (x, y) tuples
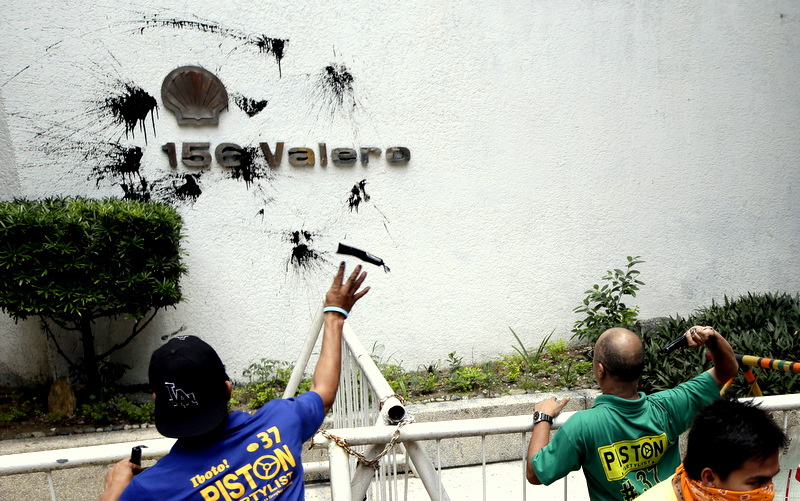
(526, 326), (737, 501)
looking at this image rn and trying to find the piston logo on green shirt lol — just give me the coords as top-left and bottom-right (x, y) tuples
(597, 433), (668, 481)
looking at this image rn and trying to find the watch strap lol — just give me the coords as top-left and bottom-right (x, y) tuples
(533, 411), (553, 425)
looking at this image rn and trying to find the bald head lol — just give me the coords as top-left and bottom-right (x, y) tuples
(594, 328), (645, 382)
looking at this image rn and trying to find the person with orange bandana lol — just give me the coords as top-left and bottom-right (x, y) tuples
(636, 397), (786, 501)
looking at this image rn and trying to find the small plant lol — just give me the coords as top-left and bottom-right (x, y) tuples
(446, 352), (463, 373)
(416, 372), (439, 393)
(498, 353), (523, 383)
(45, 412), (64, 424)
(81, 399), (113, 426)
(0, 395), (34, 423)
(573, 256), (645, 344)
(117, 397), (154, 423)
(554, 359), (593, 388)
(546, 339), (570, 359)
(235, 358), (311, 409)
(450, 366), (487, 392)
(510, 328), (552, 370)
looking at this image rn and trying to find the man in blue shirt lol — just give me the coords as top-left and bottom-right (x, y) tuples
(101, 262), (370, 501)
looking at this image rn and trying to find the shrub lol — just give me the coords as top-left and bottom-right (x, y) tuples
(0, 197), (186, 396)
(573, 256), (644, 344)
(641, 292), (800, 396)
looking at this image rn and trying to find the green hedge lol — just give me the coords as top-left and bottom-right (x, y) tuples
(0, 197), (186, 394)
(640, 292), (800, 396)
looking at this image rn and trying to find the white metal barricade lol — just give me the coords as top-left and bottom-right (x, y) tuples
(3, 295), (800, 501)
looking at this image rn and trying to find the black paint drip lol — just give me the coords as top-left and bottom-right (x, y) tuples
(227, 146), (269, 188)
(141, 17), (232, 36)
(173, 174), (202, 201)
(147, 173), (203, 205)
(249, 36), (287, 77)
(286, 230), (325, 272)
(321, 63), (355, 110)
(121, 178), (151, 202)
(348, 179), (370, 212)
(92, 144), (143, 187)
(137, 17), (288, 77)
(102, 83), (158, 144)
(233, 94), (268, 117)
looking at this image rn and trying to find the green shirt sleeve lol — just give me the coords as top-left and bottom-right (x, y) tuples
(649, 371), (719, 440)
(532, 417), (585, 485)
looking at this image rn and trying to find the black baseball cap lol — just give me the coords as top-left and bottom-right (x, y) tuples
(149, 335), (230, 438)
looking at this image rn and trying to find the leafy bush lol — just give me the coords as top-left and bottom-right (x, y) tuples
(450, 366), (487, 391)
(641, 292), (800, 396)
(573, 256), (645, 344)
(235, 358), (311, 409)
(0, 197), (186, 396)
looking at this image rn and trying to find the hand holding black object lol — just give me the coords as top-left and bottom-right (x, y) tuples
(130, 445), (145, 466)
(662, 325), (720, 354)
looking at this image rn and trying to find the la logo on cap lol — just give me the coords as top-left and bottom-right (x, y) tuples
(165, 382), (198, 408)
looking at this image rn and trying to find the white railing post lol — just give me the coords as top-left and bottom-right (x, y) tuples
(283, 301), (325, 399)
(328, 442), (353, 501)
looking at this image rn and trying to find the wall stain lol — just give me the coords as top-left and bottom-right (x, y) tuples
(348, 179), (370, 212)
(135, 15), (288, 77)
(121, 178), (151, 202)
(233, 94), (268, 117)
(100, 81), (158, 144)
(286, 230), (327, 272)
(91, 144), (143, 187)
(226, 146), (273, 188)
(317, 63), (357, 118)
(249, 36), (286, 77)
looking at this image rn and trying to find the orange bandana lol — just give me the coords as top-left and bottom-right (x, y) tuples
(674, 464), (775, 501)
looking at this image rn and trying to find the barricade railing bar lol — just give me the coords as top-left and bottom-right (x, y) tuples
(4, 293), (800, 501)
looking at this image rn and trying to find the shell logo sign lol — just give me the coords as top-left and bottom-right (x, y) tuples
(161, 66), (229, 125)
(159, 66), (410, 169)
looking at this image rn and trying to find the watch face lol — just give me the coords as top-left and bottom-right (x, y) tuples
(533, 411), (540, 420)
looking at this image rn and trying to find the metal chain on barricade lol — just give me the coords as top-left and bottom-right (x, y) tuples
(312, 393), (413, 469)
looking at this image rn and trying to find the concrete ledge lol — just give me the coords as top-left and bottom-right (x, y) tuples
(403, 390), (596, 468)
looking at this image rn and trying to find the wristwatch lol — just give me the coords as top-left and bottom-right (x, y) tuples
(533, 411), (553, 425)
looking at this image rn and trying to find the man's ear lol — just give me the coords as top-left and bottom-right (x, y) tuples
(596, 362), (607, 380)
(152, 392), (156, 403)
(225, 381), (232, 398)
(700, 467), (719, 487)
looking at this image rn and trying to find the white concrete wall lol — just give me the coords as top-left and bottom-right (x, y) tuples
(0, 1), (798, 385)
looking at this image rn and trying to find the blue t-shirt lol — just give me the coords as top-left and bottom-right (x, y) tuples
(120, 391), (325, 501)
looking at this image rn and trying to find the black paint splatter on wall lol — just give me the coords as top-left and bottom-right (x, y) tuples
(285, 230), (327, 272)
(249, 36), (286, 77)
(348, 179), (370, 212)
(317, 63), (357, 117)
(134, 15), (288, 77)
(342, 179), (392, 237)
(150, 173), (203, 204)
(91, 144), (143, 187)
(121, 178), (151, 202)
(99, 81), (158, 144)
(173, 174), (202, 201)
(233, 94), (268, 117)
(226, 146), (273, 188)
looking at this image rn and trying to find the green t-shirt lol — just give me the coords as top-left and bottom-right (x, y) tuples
(532, 371), (718, 501)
